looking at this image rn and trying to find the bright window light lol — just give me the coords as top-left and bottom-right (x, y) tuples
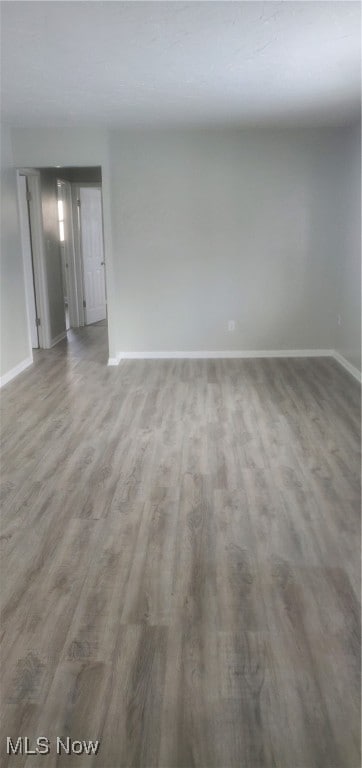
(57, 197), (65, 242)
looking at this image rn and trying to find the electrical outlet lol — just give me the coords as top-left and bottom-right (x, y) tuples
(337, 314), (341, 326)
(228, 320), (235, 332)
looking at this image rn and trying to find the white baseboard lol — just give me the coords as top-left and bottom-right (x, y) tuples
(49, 331), (67, 348)
(111, 349), (333, 362)
(105, 348), (359, 384)
(0, 355), (33, 388)
(332, 351), (361, 382)
(2, 348), (359, 387)
(108, 355), (121, 366)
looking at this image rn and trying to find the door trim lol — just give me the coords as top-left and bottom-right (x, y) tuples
(17, 173), (38, 351)
(17, 169), (52, 349)
(71, 183), (85, 325)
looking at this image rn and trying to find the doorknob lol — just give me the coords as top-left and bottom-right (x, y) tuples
(100, 261), (105, 265)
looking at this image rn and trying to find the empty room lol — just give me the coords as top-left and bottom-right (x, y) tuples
(0, 2), (361, 767)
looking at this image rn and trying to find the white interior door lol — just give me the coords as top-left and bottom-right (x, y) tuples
(79, 186), (106, 324)
(17, 174), (39, 348)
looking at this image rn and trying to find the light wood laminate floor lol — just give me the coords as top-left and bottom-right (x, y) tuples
(1, 325), (360, 768)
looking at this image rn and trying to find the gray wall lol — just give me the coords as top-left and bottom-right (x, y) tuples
(334, 122), (361, 372)
(109, 128), (341, 353)
(0, 123), (30, 377)
(4, 123), (361, 379)
(57, 166), (101, 184)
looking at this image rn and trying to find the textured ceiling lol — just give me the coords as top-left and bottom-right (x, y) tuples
(1, 1), (361, 127)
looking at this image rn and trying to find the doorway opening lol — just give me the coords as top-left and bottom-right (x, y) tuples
(17, 166), (108, 362)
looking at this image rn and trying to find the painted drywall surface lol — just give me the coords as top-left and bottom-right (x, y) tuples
(109, 127), (341, 353)
(10, 125), (360, 361)
(334, 122), (361, 372)
(39, 170), (66, 342)
(3, 2), (360, 128)
(11, 127), (116, 359)
(0, 123), (30, 377)
(57, 167), (102, 184)
(11, 127), (108, 169)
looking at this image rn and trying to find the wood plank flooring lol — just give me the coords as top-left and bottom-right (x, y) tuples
(0, 325), (360, 767)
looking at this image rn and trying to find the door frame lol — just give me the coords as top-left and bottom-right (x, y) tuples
(17, 173), (39, 350)
(16, 169), (52, 349)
